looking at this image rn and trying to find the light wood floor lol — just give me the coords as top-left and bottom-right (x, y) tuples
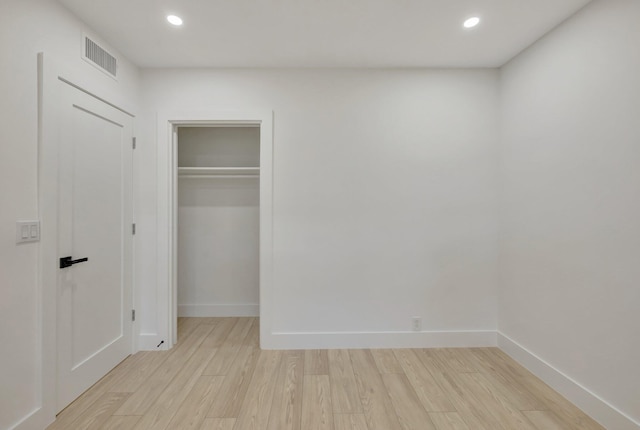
(47, 317), (604, 430)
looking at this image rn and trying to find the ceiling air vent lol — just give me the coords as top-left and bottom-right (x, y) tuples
(83, 35), (117, 78)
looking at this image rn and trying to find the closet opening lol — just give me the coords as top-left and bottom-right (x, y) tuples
(160, 111), (273, 350)
(170, 123), (265, 345)
(177, 125), (260, 322)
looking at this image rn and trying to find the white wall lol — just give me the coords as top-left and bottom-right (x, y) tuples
(138, 69), (500, 346)
(0, 1), (140, 429)
(177, 127), (260, 317)
(499, 0), (640, 427)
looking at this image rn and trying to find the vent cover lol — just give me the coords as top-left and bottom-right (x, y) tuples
(83, 36), (117, 78)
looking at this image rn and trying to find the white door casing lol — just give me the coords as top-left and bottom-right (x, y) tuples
(55, 80), (134, 411)
(156, 113), (274, 350)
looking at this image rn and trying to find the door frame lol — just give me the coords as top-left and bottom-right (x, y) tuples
(37, 53), (136, 427)
(156, 111), (274, 349)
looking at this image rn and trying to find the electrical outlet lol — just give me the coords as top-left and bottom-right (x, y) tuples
(412, 317), (422, 332)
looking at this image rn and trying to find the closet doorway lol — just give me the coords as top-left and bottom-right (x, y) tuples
(176, 126), (260, 319)
(159, 111), (273, 350)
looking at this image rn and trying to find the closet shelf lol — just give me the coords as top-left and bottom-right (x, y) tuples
(178, 167), (260, 178)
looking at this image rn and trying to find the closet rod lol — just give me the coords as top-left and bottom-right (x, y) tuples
(179, 175), (259, 179)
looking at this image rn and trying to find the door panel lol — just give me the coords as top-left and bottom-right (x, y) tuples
(56, 81), (133, 412)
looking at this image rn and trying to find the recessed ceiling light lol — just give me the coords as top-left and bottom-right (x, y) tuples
(167, 15), (183, 26)
(463, 17), (480, 29)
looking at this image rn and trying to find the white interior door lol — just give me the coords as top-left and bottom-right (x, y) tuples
(56, 81), (134, 412)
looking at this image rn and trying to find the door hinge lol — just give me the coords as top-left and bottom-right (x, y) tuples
(132, 223), (136, 235)
(132, 137), (137, 149)
(132, 309), (136, 321)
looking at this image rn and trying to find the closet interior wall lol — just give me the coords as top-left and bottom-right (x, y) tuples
(177, 126), (260, 317)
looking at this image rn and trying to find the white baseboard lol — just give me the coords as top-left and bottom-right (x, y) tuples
(263, 330), (497, 350)
(178, 304), (259, 317)
(498, 332), (640, 430)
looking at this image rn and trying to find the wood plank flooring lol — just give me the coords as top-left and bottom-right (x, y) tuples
(47, 318), (605, 430)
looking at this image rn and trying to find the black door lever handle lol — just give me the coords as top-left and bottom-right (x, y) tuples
(60, 256), (89, 269)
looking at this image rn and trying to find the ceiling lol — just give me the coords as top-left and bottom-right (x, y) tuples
(56, 0), (593, 69)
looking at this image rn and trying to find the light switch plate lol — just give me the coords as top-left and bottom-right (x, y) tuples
(16, 220), (40, 243)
